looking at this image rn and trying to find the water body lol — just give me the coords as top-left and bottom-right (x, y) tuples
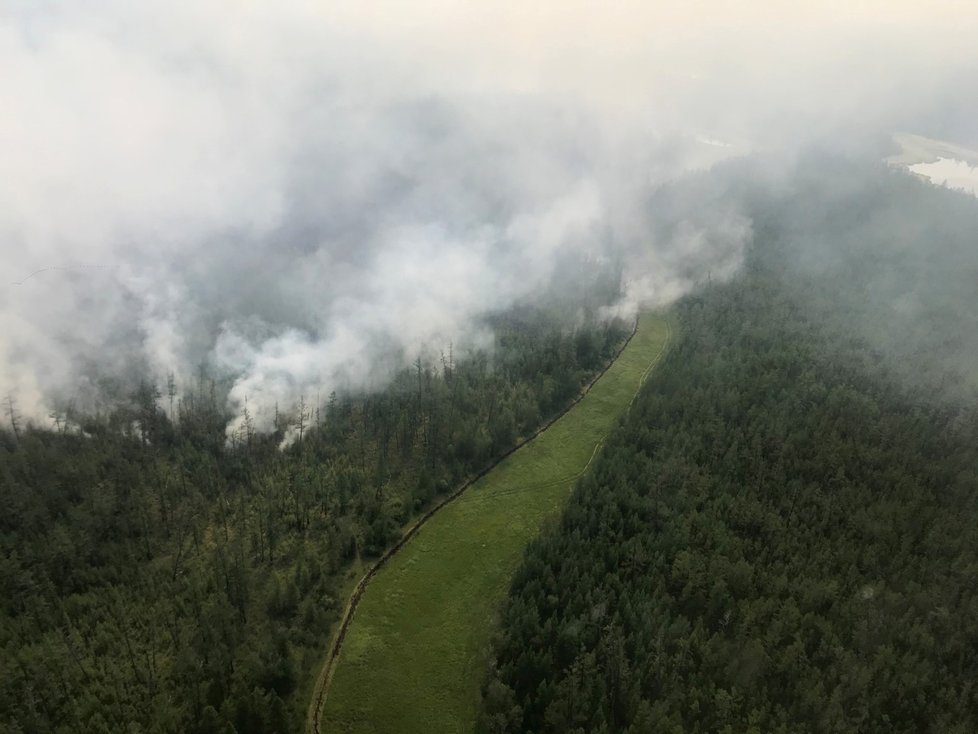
(888, 133), (978, 199)
(907, 156), (978, 197)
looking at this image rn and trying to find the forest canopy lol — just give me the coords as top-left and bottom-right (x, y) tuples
(480, 157), (978, 734)
(0, 289), (629, 734)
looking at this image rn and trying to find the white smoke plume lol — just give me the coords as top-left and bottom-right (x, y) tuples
(2, 0), (976, 432)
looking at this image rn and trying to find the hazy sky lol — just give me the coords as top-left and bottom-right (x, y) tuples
(2, 0), (977, 431)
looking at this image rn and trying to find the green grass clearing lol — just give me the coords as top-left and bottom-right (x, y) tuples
(317, 313), (671, 733)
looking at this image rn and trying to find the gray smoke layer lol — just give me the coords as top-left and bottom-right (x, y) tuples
(2, 1), (976, 432)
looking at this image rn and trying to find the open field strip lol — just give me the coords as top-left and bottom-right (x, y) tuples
(314, 313), (671, 733)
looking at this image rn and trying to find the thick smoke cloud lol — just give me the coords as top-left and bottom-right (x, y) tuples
(2, 0), (976, 431)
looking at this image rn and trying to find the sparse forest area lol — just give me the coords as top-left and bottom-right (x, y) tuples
(480, 159), (978, 733)
(0, 298), (629, 734)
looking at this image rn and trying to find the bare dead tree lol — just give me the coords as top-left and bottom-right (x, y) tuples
(166, 371), (177, 422)
(5, 394), (21, 440)
(297, 394), (308, 445)
(242, 396), (255, 450)
(49, 409), (63, 434)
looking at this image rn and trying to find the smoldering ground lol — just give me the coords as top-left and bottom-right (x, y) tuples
(2, 0), (977, 432)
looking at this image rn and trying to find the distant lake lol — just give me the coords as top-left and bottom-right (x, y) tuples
(907, 156), (978, 197)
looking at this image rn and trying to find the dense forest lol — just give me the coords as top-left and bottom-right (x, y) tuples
(481, 158), (978, 733)
(0, 296), (629, 733)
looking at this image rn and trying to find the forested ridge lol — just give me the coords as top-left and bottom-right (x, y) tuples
(481, 160), (978, 733)
(0, 299), (629, 734)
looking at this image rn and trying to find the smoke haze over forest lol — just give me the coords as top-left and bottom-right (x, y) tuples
(3, 0), (978, 431)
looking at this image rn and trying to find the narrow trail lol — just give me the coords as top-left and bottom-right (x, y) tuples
(309, 313), (671, 734)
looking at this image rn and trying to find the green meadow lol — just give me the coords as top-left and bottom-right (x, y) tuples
(317, 313), (671, 733)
